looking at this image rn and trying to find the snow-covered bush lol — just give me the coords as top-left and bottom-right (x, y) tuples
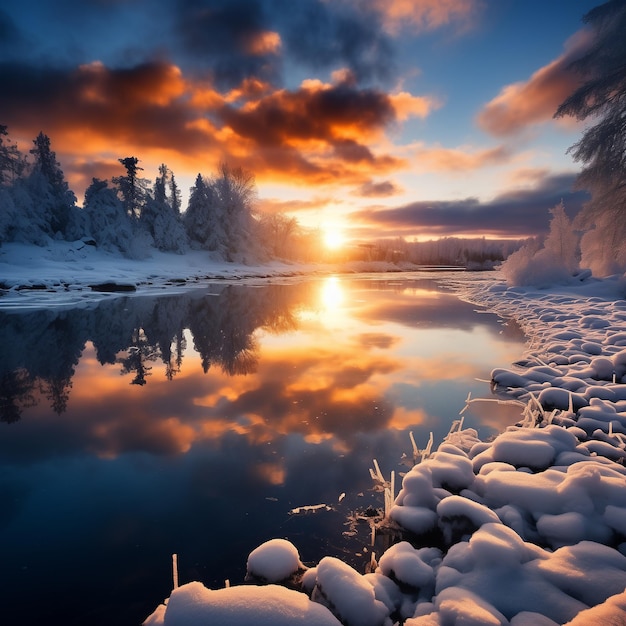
(501, 202), (580, 286)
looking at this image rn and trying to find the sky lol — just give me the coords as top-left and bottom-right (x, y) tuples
(0, 0), (601, 243)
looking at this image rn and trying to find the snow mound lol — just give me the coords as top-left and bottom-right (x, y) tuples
(246, 538), (305, 583)
(143, 582), (341, 625)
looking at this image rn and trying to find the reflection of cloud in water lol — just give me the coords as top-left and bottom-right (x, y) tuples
(356, 332), (399, 350)
(0, 276), (525, 464)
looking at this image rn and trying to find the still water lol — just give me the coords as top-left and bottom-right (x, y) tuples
(0, 273), (525, 625)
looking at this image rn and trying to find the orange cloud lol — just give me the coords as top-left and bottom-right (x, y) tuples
(476, 30), (591, 136)
(364, 0), (483, 34)
(244, 31), (282, 55)
(413, 143), (511, 171)
(2, 59), (433, 197)
(390, 91), (441, 121)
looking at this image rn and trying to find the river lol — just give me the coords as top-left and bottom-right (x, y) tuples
(0, 272), (525, 625)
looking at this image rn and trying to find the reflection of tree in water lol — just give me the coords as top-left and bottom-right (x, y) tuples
(117, 329), (160, 385)
(0, 369), (36, 423)
(142, 295), (189, 380)
(187, 284), (305, 376)
(0, 282), (313, 420)
(42, 375), (73, 414)
(0, 310), (83, 422)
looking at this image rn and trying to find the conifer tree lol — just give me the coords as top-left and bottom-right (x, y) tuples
(28, 131), (77, 237)
(555, 0), (626, 274)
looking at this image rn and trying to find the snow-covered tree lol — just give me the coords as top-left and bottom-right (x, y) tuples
(257, 212), (299, 259)
(170, 171), (182, 215)
(542, 201), (580, 273)
(83, 178), (139, 257)
(183, 164), (259, 261)
(213, 163), (259, 261)
(28, 131), (79, 238)
(142, 164), (188, 253)
(184, 173), (220, 251)
(0, 124), (26, 185)
(555, 0), (626, 275)
(113, 156), (148, 220)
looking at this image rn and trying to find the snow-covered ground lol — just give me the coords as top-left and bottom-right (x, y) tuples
(4, 242), (626, 625)
(0, 241), (326, 310)
(0, 240), (419, 310)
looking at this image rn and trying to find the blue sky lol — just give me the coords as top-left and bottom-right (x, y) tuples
(0, 0), (600, 241)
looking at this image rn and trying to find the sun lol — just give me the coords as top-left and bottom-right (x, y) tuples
(323, 228), (345, 250)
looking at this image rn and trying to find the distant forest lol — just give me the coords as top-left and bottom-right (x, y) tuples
(0, 124), (525, 266)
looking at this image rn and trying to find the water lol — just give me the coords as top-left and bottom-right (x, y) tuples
(0, 272), (525, 625)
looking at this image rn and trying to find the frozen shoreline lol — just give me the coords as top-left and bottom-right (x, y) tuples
(0, 240), (435, 311)
(143, 271), (626, 625)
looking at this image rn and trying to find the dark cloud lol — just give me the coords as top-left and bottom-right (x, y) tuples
(354, 172), (589, 238)
(173, 0), (395, 88)
(176, 0), (283, 88)
(278, 0), (395, 84)
(0, 60), (213, 153)
(219, 81), (395, 145)
(355, 179), (401, 197)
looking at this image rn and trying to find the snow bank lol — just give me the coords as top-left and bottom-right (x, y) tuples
(0, 241), (327, 310)
(138, 269), (626, 625)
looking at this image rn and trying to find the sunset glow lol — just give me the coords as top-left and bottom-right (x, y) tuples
(0, 1), (596, 244)
(323, 227), (346, 250)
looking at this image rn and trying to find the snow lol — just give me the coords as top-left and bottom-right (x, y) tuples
(142, 582), (342, 625)
(246, 538), (305, 583)
(4, 242), (626, 625)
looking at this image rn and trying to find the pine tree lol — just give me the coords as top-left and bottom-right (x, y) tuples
(555, 0), (626, 274)
(113, 156), (147, 220)
(143, 164), (188, 253)
(0, 124), (26, 185)
(28, 131), (77, 237)
(543, 201), (580, 273)
(184, 173), (220, 251)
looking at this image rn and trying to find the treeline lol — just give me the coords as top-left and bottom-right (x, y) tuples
(0, 124), (523, 267)
(347, 236), (524, 268)
(0, 125), (322, 262)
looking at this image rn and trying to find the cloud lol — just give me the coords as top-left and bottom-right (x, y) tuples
(365, 0), (483, 34)
(175, 0), (284, 88)
(277, 0), (395, 84)
(477, 30), (591, 136)
(355, 180), (401, 197)
(354, 172), (589, 238)
(174, 0), (399, 87)
(1, 58), (436, 194)
(390, 91), (441, 120)
(414, 143), (511, 171)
